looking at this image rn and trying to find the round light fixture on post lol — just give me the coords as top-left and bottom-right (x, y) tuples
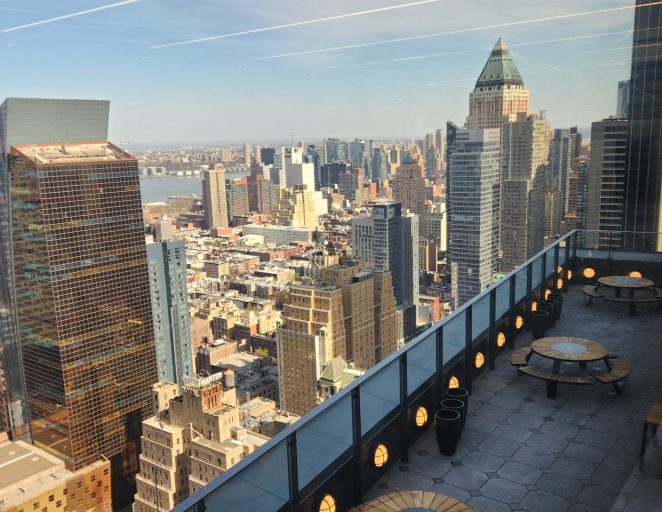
(319, 495), (336, 512)
(567, 269), (573, 280)
(496, 332), (506, 347)
(545, 289), (552, 300)
(560, 240), (567, 248)
(515, 315), (524, 329)
(557, 266), (563, 274)
(415, 406), (428, 427)
(556, 278), (563, 290)
(374, 444), (388, 468)
(531, 301), (538, 312)
(475, 352), (485, 368)
(628, 271), (642, 278)
(583, 268), (596, 279)
(448, 376), (459, 389)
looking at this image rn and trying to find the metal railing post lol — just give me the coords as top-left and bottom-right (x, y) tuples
(488, 288), (496, 370)
(287, 433), (299, 511)
(539, 252), (547, 303)
(435, 326), (444, 408)
(509, 273), (517, 346)
(465, 306), (473, 392)
(564, 237), (570, 292)
(399, 353), (409, 463)
(553, 244), (560, 293)
(351, 387), (363, 506)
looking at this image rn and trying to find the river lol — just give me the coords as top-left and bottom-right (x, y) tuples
(139, 172), (251, 203)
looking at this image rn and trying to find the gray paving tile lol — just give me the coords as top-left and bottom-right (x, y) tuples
(634, 479), (662, 502)
(577, 485), (620, 510)
(591, 467), (637, 493)
(464, 415), (500, 434)
(603, 452), (638, 472)
(443, 466), (488, 490)
(469, 388), (495, 402)
(537, 472), (583, 498)
(552, 408), (591, 426)
(521, 402), (558, 418)
(478, 436), (519, 457)
(494, 424), (533, 443)
(497, 461), (542, 484)
(407, 452), (452, 479)
(623, 497), (662, 512)
(481, 477), (527, 504)
(507, 412), (545, 429)
(475, 404), (513, 422)
(563, 442), (607, 464)
(513, 447), (557, 468)
(551, 457), (595, 479)
(612, 437), (641, 456)
(521, 490), (570, 512)
(576, 429), (617, 450)
(467, 495), (511, 512)
(540, 420), (580, 439)
(461, 451), (504, 473)
(567, 505), (603, 512)
(490, 393), (525, 410)
(526, 433), (569, 453)
(428, 482), (472, 503)
(459, 428), (485, 448)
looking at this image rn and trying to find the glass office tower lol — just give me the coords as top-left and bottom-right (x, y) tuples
(623, 0), (662, 251)
(10, 142), (157, 505)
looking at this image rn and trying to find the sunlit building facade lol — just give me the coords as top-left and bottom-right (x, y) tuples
(10, 142), (157, 505)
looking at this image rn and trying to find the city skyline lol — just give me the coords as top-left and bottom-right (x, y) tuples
(0, 0), (640, 143)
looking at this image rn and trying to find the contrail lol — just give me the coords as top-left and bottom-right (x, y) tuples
(2, 0), (142, 32)
(324, 30), (632, 70)
(253, 1), (662, 61)
(150, 0), (442, 49)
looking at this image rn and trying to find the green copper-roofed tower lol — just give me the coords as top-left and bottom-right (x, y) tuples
(467, 38), (529, 130)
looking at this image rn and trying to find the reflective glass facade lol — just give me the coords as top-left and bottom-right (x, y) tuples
(10, 143), (157, 506)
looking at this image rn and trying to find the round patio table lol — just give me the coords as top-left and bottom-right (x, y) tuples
(598, 275), (654, 291)
(532, 336), (609, 373)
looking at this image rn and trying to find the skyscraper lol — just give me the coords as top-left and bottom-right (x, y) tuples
(352, 202), (419, 309)
(466, 38), (529, 130)
(10, 142), (157, 505)
(623, 0), (662, 251)
(617, 79), (630, 118)
(392, 155), (427, 215)
(586, 117), (629, 249)
(277, 284), (346, 415)
(146, 235), (193, 386)
(447, 129), (501, 307)
(0, 98), (110, 439)
(202, 165), (229, 229)
(501, 112), (550, 269)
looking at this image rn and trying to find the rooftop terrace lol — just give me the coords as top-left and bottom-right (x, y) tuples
(174, 231), (662, 512)
(12, 141), (132, 164)
(365, 285), (662, 512)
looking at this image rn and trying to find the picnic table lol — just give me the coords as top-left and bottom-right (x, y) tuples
(517, 336), (630, 398)
(597, 275), (656, 315)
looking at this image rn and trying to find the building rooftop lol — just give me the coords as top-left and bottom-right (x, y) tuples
(366, 285), (662, 511)
(475, 37), (524, 88)
(12, 141), (133, 164)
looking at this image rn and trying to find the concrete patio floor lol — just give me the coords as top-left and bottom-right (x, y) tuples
(364, 285), (662, 512)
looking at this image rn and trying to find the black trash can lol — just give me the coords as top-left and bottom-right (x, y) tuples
(549, 292), (563, 319)
(531, 310), (548, 339)
(441, 398), (465, 439)
(538, 301), (555, 328)
(445, 387), (469, 428)
(435, 409), (462, 455)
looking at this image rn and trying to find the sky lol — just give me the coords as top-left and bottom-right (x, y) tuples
(0, 0), (641, 144)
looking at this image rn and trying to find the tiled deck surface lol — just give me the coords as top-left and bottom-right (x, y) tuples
(365, 285), (662, 512)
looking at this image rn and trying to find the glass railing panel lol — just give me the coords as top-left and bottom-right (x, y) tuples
(515, 267), (528, 303)
(360, 360), (400, 435)
(407, 332), (436, 395)
(443, 311), (465, 364)
(297, 393), (353, 489)
(497, 279), (512, 317)
(202, 471), (288, 511)
(237, 440), (289, 501)
(471, 294), (490, 342)
(532, 255), (542, 288)
(545, 248), (555, 278)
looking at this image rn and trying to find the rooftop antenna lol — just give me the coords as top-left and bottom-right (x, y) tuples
(291, 133), (294, 147)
